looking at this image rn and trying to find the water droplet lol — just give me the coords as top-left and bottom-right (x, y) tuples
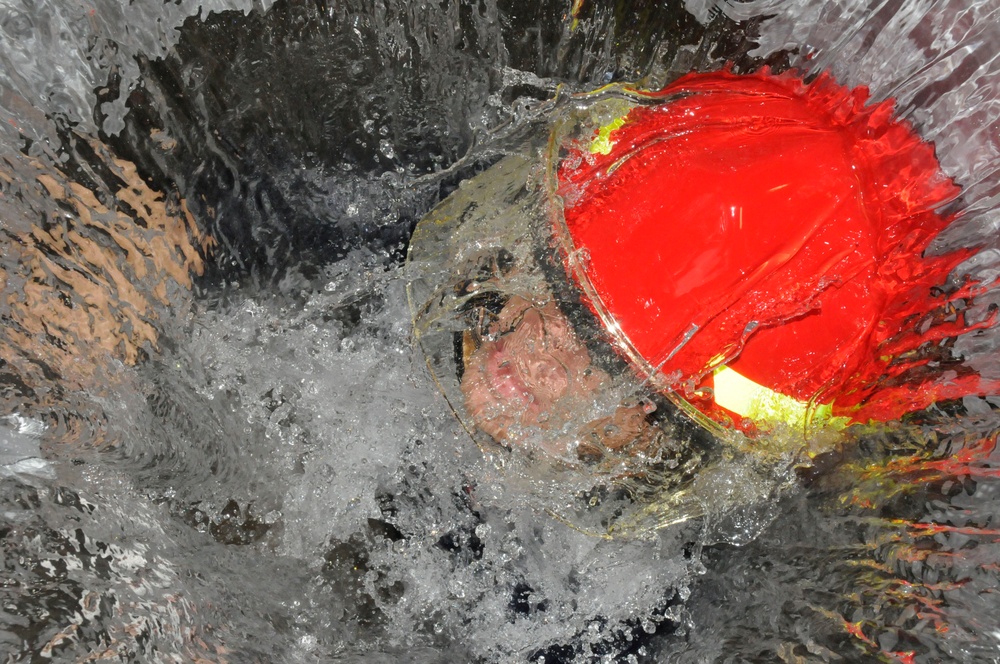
(379, 139), (396, 160)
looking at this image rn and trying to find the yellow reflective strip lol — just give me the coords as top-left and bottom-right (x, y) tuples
(712, 365), (848, 431)
(589, 116), (627, 155)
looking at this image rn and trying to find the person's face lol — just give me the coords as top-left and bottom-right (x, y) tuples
(461, 296), (603, 446)
(460, 295), (655, 457)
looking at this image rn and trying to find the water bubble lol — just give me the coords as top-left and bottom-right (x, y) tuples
(298, 634), (317, 652)
(379, 139), (396, 160)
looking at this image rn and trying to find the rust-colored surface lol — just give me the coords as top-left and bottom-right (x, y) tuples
(0, 138), (213, 440)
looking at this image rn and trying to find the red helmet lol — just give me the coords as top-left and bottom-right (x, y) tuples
(409, 67), (997, 458)
(553, 68), (992, 432)
(407, 68), (999, 535)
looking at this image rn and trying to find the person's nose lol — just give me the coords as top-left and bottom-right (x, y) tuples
(518, 352), (570, 403)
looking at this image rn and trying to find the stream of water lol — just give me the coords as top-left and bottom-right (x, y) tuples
(3, 1), (1000, 662)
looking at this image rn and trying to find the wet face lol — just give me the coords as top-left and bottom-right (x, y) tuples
(461, 295), (656, 457)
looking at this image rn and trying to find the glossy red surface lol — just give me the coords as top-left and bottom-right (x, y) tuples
(558, 69), (988, 424)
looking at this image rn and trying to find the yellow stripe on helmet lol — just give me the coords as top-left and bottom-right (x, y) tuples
(712, 365), (849, 432)
(590, 116), (627, 155)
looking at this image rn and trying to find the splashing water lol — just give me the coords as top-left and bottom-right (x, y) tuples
(2, 0), (1000, 662)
